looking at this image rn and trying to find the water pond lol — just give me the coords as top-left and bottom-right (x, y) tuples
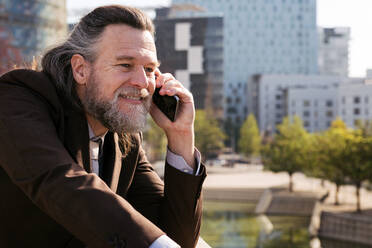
(201, 201), (371, 248)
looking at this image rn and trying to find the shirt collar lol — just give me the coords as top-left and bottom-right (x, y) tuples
(88, 122), (108, 143)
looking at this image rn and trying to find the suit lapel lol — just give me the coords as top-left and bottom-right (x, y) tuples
(63, 104), (91, 173)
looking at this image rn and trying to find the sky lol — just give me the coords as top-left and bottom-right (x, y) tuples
(67, 0), (372, 77)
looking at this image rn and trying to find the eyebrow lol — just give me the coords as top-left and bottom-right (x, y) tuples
(115, 55), (160, 67)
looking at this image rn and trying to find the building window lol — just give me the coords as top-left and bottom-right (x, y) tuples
(354, 96), (360, 104)
(326, 100), (333, 107)
(366, 109), (369, 115)
(314, 111), (318, 117)
(354, 108), (360, 115)
(326, 111), (333, 118)
(304, 120), (310, 127)
(342, 96), (346, 104)
(326, 121), (331, 127)
(276, 95), (281, 100)
(276, 104), (281, 109)
(303, 100), (310, 107)
(226, 97), (232, 104)
(303, 111), (310, 117)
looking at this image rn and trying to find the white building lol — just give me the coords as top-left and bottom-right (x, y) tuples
(171, 0), (318, 126)
(287, 87), (337, 132)
(253, 75), (372, 133)
(318, 27), (350, 77)
(338, 79), (372, 128)
(253, 75), (342, 132)
(367, 69), (372, 79)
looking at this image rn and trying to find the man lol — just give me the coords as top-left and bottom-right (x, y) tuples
(0, 5), (206, 248)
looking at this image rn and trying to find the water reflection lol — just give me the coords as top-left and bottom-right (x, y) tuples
(201, 201), (372, 248)
(201, 201), (311, 248)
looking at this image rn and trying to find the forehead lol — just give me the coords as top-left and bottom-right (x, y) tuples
(96, 24), (157, 61)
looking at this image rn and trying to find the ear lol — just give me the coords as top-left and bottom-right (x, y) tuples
(71, 54), (90, 85)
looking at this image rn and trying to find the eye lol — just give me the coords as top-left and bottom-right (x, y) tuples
(119, 64), (131, 68)
(145, 67), (155, 73)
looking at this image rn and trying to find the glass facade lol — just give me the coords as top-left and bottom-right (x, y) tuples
(0, 0), (67, 74)
(172, 0), (318, 124)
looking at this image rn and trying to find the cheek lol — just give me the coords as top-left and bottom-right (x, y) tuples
(148, 76), (156, 94)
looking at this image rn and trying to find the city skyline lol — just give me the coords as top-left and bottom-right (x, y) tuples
(67, 0), (372, 77)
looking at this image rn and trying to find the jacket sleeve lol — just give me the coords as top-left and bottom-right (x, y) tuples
(0, 77), (164, 247)
(127, 135), (207, 248)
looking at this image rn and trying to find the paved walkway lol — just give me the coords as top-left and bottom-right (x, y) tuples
(204, 164), (372, 213)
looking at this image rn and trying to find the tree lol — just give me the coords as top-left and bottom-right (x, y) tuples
(311, 119), (350, 205)
(238, 114), (261, 159)
(341, 126), (372, 212)
(143, 117), (167, 162)
(262, 116), (310, 192)
(195, 110), (226, 160)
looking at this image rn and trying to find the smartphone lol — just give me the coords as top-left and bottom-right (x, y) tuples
(152, 87), (179, 122)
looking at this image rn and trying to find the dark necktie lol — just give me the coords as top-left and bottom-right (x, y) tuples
(91, 137), (104, 178)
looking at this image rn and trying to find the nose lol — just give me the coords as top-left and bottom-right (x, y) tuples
(129, 67), (149, 89)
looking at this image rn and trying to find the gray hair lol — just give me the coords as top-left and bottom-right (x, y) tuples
(41, 5), (155, 108)
(41, 5), (154, 154)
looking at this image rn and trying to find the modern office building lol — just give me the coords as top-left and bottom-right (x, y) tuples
(253, 74), (342, 132)
(252, 74), (371, 133)
(318, 27), (350, 77)
(0, 0), (67, 74)
(338, 79), (372, 128)
(367, 69), (372, 79)
(287, 87), (338, 132)
(154, 8), (224, 119)
(171, 0), (319, 125)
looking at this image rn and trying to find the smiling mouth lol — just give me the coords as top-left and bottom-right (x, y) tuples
(119, 94), (143, 101)
(117, 88), (149, 101)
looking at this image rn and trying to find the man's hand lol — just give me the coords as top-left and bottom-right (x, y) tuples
(150, 70), (196, 170)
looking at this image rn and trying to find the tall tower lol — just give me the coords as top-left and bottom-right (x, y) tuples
(154, 7), (224, 120)
(171, 0), (318, 126)
(318, 27), (350, 77)
(0, 0), (67, 74)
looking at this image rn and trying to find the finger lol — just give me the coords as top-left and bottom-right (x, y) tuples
(159, 80), (183, 95)
(165, 85), (194, 104)
(157, 73), (175, 88)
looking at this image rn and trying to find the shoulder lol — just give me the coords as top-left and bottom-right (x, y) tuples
(0, 69), (61, 111)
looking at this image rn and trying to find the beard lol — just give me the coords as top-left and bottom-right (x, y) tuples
(81, 73), (151, 134)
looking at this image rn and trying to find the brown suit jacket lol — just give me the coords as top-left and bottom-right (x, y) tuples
(0, 69), (206, 248)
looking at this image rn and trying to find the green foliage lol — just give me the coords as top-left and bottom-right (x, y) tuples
(304, 118), (372, 210)
(263, 116), (372, 211)
(195, 110), (226, 160)
(308, 119), (349, 185)
(238, 114), (261, 157)
(262, 116), (310, 191)
(143, 117), (167, 162)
